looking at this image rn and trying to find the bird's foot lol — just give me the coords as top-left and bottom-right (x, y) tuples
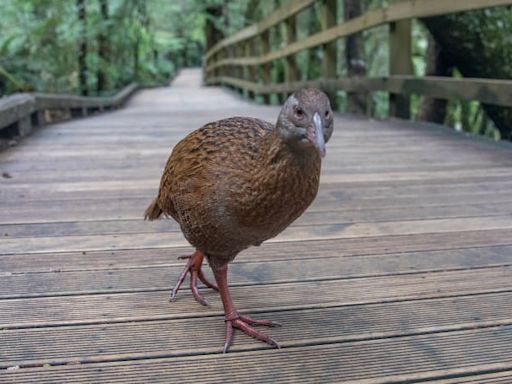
(223, 312), (281, 353)
(170, 250), (218, 306)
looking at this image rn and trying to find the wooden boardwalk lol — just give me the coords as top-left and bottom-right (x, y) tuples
(2, 69), (512, 383)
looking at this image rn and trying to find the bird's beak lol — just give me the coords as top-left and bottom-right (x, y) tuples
(309, 112), (326, 157)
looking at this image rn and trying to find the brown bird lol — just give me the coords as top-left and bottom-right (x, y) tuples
(145, 89), (333, 352)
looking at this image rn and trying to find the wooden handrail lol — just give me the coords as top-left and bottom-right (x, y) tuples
(203, 0), (512, 119)
(204, 0), (316, 61)
(205, 0), (512, 73)
(206, 75), (512, 108)
(0, 83), (138, 139)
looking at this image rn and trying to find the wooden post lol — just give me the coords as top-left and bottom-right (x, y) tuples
(225, 46), (233, 90)
(220, 48), (228, 88)
(344, 0), (367, 115)
(31, 111), (45, 127)
(16, 116), (32, 137)
(237, 43), (245, 95)
(284, 16), (298, 102)
(243, 40), (252, 99)
(261, 30), (271, 104)
(389, 19), (413, 119)
(214, 51), (222, 82)
(322, 0), (337, 109)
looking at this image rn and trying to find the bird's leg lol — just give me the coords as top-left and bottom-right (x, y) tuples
(213, 265), (281, 353)
(170, 250), (218, 306)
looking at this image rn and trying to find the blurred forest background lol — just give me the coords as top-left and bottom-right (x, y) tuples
(0, 0), (511, 140)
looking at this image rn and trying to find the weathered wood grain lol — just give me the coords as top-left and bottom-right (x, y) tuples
(2, 215), (512, 254)
(1, 266), (512, 329)
(3, 326), (512, 383)
(1, 293), (511, 369)
(2, 230), (511, 273)
(3, 245), (511, 299)
(2, 69), (512, 382)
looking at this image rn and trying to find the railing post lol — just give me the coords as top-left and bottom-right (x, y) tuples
(261, 30), (271, 104)
(221, 47), (228, 88)
(16, 116), (33, 137)
(285, 14), (298, 101)
(226, 46), (234, 91)
(213, 49), (224, 85)
(389, 19), (413, 119)
(244, 39), (254, 100)
(322, 0), (338, 109)
(344, 0), (367, 115)
(235, 43), (243, 95)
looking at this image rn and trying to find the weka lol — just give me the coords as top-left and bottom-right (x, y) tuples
(145, 89), (333, 352)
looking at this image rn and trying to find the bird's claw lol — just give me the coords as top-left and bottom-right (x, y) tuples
(170, 251), (217, 306)
(223, 314), (281, 353)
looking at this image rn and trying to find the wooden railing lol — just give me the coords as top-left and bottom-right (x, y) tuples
(0, 83), (138, 139)
(203, 0), (512, 119)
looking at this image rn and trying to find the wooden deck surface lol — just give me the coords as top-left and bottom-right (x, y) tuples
(2, 69), (512, 383)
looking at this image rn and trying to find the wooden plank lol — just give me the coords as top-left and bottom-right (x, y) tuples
(1, 266), (511, 329)
(3, 326), (512, 383)
(2, 215), (512, 254)
(3, 165), (512, 196)
(2, 230), (511, 274)
(3, 245), (511, 299)
(4, 160), (512, 184)
(2, 189), (512, 224)
(3, 68), (512, 384)
(2, 201), (512, 239)
(429, 370), (512, 383)
(0, 293), (511, 368)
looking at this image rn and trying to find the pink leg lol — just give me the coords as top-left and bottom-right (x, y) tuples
(213, 265), (281, 353)
(170, 250), (218, 306)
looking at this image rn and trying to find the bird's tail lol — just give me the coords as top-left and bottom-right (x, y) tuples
(144, 197), (163, 221)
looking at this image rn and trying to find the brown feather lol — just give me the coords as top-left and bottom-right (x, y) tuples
(146, 94), (330, 269)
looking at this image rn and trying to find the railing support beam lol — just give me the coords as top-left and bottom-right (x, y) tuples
(261, 30), (272, 104)
(322, 0), (338, 109)
(389, 19), (413, 119)
(284, 14), (298, 101)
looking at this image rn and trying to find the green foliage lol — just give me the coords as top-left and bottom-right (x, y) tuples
(0, 0), (210, 96)
(1, 0), (509, 141)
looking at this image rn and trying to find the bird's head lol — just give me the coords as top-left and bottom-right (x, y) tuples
(276, 88), (333, 158)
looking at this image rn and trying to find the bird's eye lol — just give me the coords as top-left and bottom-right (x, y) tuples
(325, 110), (330, 119)
(295, 107), (305, 119)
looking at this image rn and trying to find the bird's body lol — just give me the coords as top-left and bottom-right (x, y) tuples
(145, 89), (333, 352)
(147, 117), (321, 268)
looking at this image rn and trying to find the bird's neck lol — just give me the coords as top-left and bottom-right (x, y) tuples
(259, 129), (321, 173)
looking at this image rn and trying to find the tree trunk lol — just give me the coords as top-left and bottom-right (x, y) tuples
(97, 0), (109, 94)
(417, 32), (453, 124)
(134, 0), (148, 81)
(77, 0), (88, 96)
(343, 0), (367, 114)
(204, 5), (225, 52)
(244, 0), (261, 26)
(421, 10), (512, 140)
